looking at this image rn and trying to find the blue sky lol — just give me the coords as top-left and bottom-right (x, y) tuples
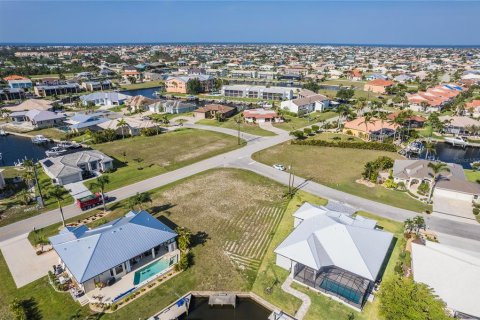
(0, 1), (479, 45)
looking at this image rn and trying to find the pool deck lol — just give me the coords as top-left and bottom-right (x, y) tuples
(86, 249), (180, 304)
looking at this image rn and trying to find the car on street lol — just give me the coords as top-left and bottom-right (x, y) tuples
(273, 164), (286, 171)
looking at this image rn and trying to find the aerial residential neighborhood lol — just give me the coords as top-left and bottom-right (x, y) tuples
(1, 1), (480, 320)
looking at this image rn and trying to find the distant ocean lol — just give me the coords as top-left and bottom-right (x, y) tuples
(1, 42), (480, 48)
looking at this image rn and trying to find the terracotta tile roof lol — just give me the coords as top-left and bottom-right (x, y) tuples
(344, 116), (399, 133)
(366, 79), (394, 87)
(243, 108), (279, 119)
(195, 104), (235, 114)
(4, 75), (28, 81)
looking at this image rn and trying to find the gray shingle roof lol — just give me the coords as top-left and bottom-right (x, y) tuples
(40, 150), (113, 179)
(50, 210), (177, 283)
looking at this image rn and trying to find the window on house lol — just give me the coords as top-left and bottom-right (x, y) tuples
(115, 264), (124, 275)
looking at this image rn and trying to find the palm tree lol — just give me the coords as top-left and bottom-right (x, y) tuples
(176, 119), (187, 126)
(162, 115), (170, 125)
(427, 162), (450, 202)
(424, 141), (436, 160)
(354, 98), (367, 116)
(360, 112), (376, 141)
(116, 118), (128, 139)
(49, 185), (68, 226)
(412, 215), (426, 235)
(336, 104), (352, 130)
(152, 117), (162, 135)
(175, 227), (192, 252)
(89, 175), (110, 212)
(137, 192), (152, 210)
(403, 218), (414, 234)
(376, 111), (389, 141)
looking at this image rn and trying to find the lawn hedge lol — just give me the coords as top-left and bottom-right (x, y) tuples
(291, 139), (398, 152)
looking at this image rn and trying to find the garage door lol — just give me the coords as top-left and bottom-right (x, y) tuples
(59, 173), (82, 185)
(434, 188), (473, 201)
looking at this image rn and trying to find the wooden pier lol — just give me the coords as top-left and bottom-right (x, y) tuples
(208, 293), (236, 308)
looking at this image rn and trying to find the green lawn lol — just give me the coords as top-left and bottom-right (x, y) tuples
(196, 118), (276, 136)
(322, 79), (366, 89)
(310, 132), (363, 142)
(22, 168), (290, 319)
(252, 191), (327, 316)
(274, 112), (338, 131)
(252, 142), (431, 212)
(0, 166), (73, 227)
(12, 168), (406, 320)
(88, 128), (242, 192)
(119, 81), (164, 90)
(24, 128), (67, 141)
(0, 251), (93, 320)
(465, 169), (480, 183)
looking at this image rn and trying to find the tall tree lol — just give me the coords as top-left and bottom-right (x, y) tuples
(360, 112), (376, 141)
(49, 185), (68, 226)
(379, 277), (451, 320)
(116, 118), (128, 139)
(427, 162), (450, 202)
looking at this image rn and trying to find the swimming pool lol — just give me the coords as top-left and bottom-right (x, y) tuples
(133, 258), (171, 285)
(320, 279), (362, 304)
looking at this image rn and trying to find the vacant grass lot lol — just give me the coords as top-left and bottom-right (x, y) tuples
(14, 169), (404, 320)
(24, 128), (66, 140)
(273, 112), (338, 131)
(0, 166), (72, 227)
(88, 128), (241, 191)
(253, 142), (430, 212)
(196, 118), (276, 136)
(119, 81), (164, 90)
(16, 169), (289, 319)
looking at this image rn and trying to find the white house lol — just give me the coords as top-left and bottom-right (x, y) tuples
(280, 89), (330, 115)
(275, 202), (393, 310)
(412, 241), (480, 318)
(80, 92), (132, 107)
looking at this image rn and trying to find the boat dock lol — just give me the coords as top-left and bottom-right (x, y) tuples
(208, 293), (237, 307)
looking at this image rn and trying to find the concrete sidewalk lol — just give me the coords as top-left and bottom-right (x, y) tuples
(281, 277), (311, 320)
(0, 233), (57, 288)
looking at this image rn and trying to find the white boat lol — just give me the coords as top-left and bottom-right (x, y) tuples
(0, 129), (7, 136)
(45, 146), (67, 157)
(31, 135), (50, 144)
(57, 140), (81, 149)
(444, 136), (469, 147)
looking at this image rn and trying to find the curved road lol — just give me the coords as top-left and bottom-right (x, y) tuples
(1, 123), (479, 246)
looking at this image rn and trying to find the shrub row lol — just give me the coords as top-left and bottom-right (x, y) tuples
(291, 139), (398, 152)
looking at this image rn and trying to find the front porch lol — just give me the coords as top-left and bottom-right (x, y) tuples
(293, 264), (371, 310)
(85, 249), (180, 304)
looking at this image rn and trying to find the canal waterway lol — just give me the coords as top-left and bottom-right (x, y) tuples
(120, 86), (162, 99)
(178, 296), (271, 320)
(0, 134), (53, 166)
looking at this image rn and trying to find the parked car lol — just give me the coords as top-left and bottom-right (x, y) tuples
(273, 164), (286, 171)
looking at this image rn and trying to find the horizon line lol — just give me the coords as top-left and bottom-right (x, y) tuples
(1, 41), (480, 48)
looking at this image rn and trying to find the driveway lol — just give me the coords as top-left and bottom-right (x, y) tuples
(259, 122), (287, 134)
(64, 181), (92, 200)
(432, 195), (476, 224)
(0, 234), (57, 288)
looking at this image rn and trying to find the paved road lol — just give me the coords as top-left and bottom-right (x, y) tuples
(230, 158), (480, 242)
(0, 132), (290, 242)
(2, 124), (480, 245)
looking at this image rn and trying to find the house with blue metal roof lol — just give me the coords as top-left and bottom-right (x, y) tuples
(65, 111), (110, 132)
(49, 210), (179, 296)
